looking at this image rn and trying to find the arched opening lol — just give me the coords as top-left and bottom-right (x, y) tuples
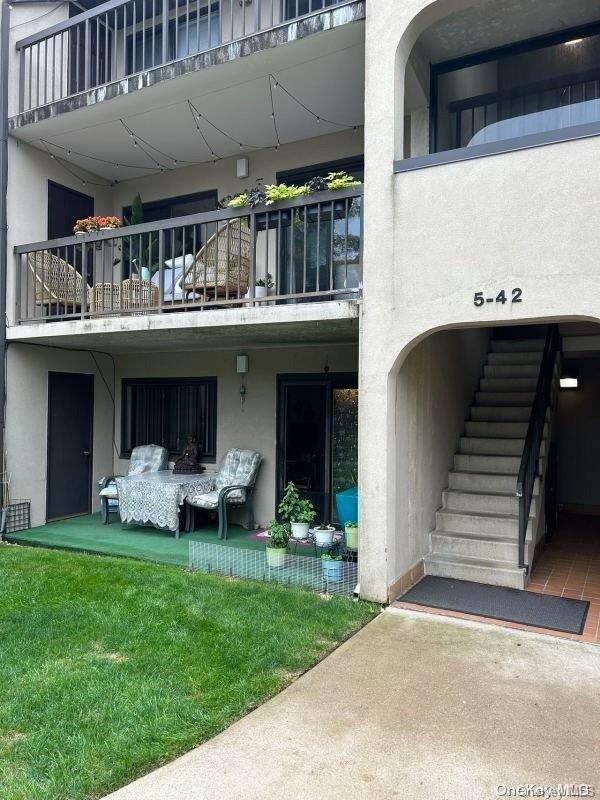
(401, 0), (600, 161)
(389, 319), (600, 639)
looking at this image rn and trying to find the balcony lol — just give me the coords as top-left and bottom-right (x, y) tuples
(14, 187), (362, 325)
(14, 0), (361, 117)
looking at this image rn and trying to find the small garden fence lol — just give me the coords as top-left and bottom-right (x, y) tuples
(189, 541), (358, 596)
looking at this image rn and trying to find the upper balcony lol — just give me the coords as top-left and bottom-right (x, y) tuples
(12, 185), (362, 346)
(10, 0), (365, 128)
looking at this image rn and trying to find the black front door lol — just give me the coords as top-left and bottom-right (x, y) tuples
(277, 373), (358, 523)
(47, 372), (94, 521)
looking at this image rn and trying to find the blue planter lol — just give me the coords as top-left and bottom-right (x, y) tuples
(335, 486), (358, 526)
(322, 559), (343, 582)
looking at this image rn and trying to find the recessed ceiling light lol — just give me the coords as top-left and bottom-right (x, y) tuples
(560, 376), (579, 389)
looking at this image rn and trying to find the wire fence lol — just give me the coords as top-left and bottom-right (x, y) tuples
(189, 541), (358, 596)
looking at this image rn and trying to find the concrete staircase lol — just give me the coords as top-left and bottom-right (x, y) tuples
(424, 337), (552, 589)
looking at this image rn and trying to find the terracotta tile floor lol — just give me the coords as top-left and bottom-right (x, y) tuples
(393, 513), (600, 645)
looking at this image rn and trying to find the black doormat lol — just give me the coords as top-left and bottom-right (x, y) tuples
(400, 576), (589, 635)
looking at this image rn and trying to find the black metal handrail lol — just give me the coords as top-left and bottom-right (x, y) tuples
(516, 324), (559, 572)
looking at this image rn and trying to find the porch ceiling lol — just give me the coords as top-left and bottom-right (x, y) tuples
(422, 0), (600, 64)
(7, 300), (359, 353)
(9, 18), (365, 183)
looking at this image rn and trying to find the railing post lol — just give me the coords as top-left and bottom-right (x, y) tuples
(248, 212), (256, 305)
(18, 48), (25, 113)
(84, 19), (91, 89)
(15, 252), (22, 323)
(161, 0), (168, 65)
(157, 228), (164, 313)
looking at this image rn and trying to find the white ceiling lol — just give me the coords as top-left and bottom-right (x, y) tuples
(11, 21), (365, 182)
(421, 0), (600, 63)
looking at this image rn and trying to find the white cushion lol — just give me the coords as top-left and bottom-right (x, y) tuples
(164, 254), (194, 270)
(99, 485), (118, 499)
(188, 490), (245, 510)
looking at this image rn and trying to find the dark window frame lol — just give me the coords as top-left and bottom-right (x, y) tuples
(121, 189), (218, 222)
(396, 18), (600, 173)
(276, 155), (364, 185)
(120, 376), (217, 461)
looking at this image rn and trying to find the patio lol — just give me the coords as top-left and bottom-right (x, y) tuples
(4, 513), (269, 566)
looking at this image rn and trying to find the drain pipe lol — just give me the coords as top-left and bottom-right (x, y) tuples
(0, 0), (10, 510)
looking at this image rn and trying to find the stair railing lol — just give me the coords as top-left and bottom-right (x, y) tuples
(516, 324), (559, 572)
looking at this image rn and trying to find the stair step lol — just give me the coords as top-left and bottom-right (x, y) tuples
(487, 351), (543, 365)
(459, 436), (546, 457)
(470, 406), (533, 422)
(491, 339), (545, 353)
(436, 509), (533, 538)
(454, 453), (520, 474)
(448, 470), (539, 495)
(424, 553), (526, 589)
(480, 377), (538, 392)
(431, 531), (522, 562)
(442, 489), (536, 517)
(465, 420), (548, 439)
(475, 391), (535, 406)
(483, 364), (540, 379)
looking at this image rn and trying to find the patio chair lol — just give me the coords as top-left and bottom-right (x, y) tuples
(99, 444), (169, 524)
(28, 251), (90, 313)
(182, 218), (251, 301)
(185, 448), (262, 539)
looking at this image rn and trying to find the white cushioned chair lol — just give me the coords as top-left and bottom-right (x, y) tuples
(99, 444), (169, 523)
(185, 448), (262, 539)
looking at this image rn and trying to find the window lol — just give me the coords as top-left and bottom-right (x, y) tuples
(121, 377), (217, 460)
(283, 0), (341, 21)
(126, 2), (220, 74)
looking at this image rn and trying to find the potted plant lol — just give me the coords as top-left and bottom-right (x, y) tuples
(255, 273), (274, 300)
(278, 482), (315, 539)
(290, 499), (315, 539)
(345, 520), (359, 551)
(266, 519), (289, 568)
(314, 522), (335, 547)
(321, 552), (343, 582)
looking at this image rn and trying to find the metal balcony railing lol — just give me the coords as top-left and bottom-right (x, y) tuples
(15, 0), (349, 113)
(14, 187), (362, 322)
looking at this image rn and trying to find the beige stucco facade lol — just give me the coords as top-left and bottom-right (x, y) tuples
(5, 0), (600, 602)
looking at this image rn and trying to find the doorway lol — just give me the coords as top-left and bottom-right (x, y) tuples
(277, 373), (358, 522)
(47, 372), (94, 521)
(48, 181), (94, 239)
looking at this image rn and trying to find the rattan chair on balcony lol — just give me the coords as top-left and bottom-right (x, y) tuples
(27, 251), (90, 313)
(182, 218), (251, 302)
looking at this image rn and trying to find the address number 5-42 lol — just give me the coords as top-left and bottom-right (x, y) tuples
(474, 288), (522, 307)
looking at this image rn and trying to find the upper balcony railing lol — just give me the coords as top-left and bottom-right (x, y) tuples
(14, 186), (362, 323)
(15, 0), (348, 113)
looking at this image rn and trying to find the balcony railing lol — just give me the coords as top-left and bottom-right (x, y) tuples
(14, 187), (362, 323)
(16, 0), (348, 113)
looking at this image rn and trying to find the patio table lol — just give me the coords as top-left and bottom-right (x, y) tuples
(116, 471), (215, 536)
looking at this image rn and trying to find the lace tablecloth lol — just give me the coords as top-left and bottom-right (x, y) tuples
(116, 471), (215, 533)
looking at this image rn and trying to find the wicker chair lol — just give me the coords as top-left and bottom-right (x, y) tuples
(28, 252), (89, 312)
(121, 275), (159, 310)
(182, 218), (251, 301)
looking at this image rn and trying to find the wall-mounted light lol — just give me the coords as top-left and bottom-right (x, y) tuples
(560, 369), (579, 390)
(237, 354), (249, 408)
(236, 157), (249, 179)
(565, 38), (583, 46)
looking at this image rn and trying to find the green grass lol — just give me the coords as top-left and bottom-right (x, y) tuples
(0, 545), (377, 800)
(5, 514), (270, 567)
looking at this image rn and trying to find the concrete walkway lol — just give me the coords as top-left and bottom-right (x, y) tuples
(105, 609), (600, 800)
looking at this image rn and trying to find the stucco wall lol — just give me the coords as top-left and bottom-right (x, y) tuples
(391, 327), (490, 585)
(113, 343), (358, 528)
(5, 343), (115, 527)
(108, 128), (363, 214)
(359, 0), (600, 601)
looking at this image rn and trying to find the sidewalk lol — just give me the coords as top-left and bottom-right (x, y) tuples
(105, 608), (600, 800)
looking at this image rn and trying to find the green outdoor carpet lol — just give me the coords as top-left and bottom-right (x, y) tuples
(4, 514), (265, 566)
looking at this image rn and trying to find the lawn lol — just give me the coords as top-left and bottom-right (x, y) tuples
(0, 544), (378, 800)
